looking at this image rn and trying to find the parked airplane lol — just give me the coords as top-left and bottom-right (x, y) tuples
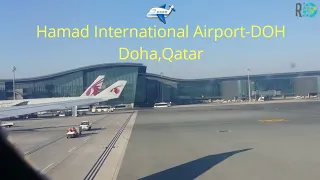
(0, 75), (105, 107)
(81, 75), (104, 97)
(0, 80), (127, 119)
(146, 4), (176, 24)
(0, 80), (127, 180)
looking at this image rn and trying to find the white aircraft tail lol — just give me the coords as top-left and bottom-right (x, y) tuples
(169, 5), (176, 12)
(80, 75), (105, 97)
(96, 80), (127, 99)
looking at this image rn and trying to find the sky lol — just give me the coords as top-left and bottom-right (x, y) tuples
(0, 0), (319, 79)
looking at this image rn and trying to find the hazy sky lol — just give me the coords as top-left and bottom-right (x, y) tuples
(1, 0), (319, 79)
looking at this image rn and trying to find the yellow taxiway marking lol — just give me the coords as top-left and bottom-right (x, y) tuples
(259, 119), (288, 123)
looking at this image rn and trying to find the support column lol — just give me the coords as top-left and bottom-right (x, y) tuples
(72, 106), (78, 117)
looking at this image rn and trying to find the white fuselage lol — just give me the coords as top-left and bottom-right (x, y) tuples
(0, 95), (112, 108)
(1, 122), (14, 127)
(146, 8), (172, 18)
(0, 97), (79, 107)
(0, 75), (106, 108)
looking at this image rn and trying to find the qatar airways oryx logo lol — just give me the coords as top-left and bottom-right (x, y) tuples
(110, 85), (122, 95)
(85, 78), (104, 96)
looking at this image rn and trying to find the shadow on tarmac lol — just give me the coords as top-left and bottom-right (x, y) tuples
(79, 132), (98, 137)
(89, 127), (104, 131)
(8, 125), (75, 133)
(139, 148), (252, 180)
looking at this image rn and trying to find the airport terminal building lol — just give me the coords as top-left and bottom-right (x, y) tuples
(1, 63), (320, 106)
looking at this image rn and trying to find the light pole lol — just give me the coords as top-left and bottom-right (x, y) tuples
(247, 68), (251, 102)
(160, 72), (164, 102)
(12, 66), (16, 100)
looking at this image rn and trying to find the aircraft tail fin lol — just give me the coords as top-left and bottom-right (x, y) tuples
(96, 80), (127, 100)
(80, 75), (105, 97)
(169, 5), (176, 12)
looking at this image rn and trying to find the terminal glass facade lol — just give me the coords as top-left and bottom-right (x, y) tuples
(86, 66), (139, 105)
(138, 76), (222, 105)
(177, 81), (221, 99)
(252, 77), (294, 96)
(0, 82), (5, 100)
(18, 71), (85, 98)
(1, 63), (320, 106)
(0, 64), (142, 105)
(134, 74), (147, 105)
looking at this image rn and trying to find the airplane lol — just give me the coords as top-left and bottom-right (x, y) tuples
(146, 4), (176, 24)
(81, 75), (105, 97)
(0, 80), (128, 180)
(0, 75), (105, 107)
(0, 80), (127, 119)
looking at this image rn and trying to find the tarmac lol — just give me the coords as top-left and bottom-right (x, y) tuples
(5, 100), (320, 180)
(117, 101), (320, 180)
(6, 112), (136, 180)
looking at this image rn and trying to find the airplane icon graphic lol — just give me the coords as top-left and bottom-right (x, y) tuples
(146, 4), (176, 24)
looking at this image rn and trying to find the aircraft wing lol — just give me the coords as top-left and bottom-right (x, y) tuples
(0, 80), (127, 119)
(157, 14), (166, 24)
(159, 4), (166, 8)
(0, 98), (107, 119)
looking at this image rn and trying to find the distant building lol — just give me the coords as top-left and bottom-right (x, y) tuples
(0, 63), (320, 106)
